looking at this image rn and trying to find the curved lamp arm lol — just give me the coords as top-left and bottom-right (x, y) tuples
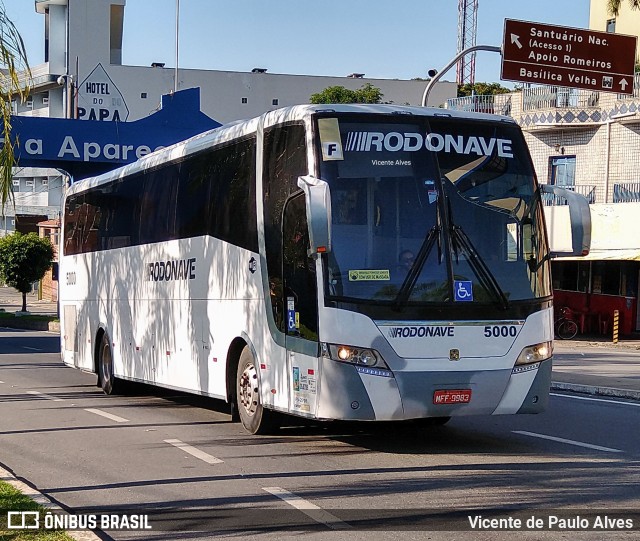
(422, 45), (503, 107)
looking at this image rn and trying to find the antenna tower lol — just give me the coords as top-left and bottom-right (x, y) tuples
(456, 0), (478, 85)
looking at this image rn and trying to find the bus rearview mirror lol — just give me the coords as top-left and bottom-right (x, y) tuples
(540, 184), (592, 257)
(297, 175), (332, 254)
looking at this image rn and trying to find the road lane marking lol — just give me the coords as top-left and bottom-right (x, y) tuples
(84, 408), (129, 423)
(0, 380), (4, 384)
(263, 487), (351, 530)
(163, 439), (223, 464)
(551, 392), (640, 408)
(22, 346), (43, 351)
(27, 390), (64, 402)
(513, 431), (623, 453)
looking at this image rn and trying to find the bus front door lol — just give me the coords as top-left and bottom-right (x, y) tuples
(282, 193), (321, 417)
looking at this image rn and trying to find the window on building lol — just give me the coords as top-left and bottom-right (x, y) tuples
(606, 18), (616, 33)
(550, 156), (576, 187)
(42, 179), (49, 187)
(12, 180), (20, 187)
(593, 261), (621, 295)
(241, 97), (248, 104)
(552, 261), (590, 292)
(272, 99), (279, 106)
(110, 4), (124, 65)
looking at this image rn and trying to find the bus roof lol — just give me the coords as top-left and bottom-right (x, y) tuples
(66, 103), (516, 197)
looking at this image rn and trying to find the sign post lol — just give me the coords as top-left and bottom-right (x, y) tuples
(501, 19), (637, 93)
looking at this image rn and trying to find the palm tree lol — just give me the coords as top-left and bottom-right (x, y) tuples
(608, 0), (640, 15)
(0, 1), (30, 210)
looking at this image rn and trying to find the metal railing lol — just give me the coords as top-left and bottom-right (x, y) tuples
(15, 63), (60, 90)
(445, 94), (512, 116)
(541, 184), (596, 206)
(522, 87), (600, 111)
(613, 182), (640, 202)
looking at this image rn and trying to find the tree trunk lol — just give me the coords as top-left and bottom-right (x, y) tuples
(22, 291), (27, 313)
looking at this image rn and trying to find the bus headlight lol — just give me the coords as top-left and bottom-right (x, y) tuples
(515, 341), (553, 366)
(322, 343), (389, 369)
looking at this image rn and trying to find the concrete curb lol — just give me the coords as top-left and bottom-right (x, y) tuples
(551, 381), (640, 401)
(0, 464), (101, 541)
(0, 319), (59, 332)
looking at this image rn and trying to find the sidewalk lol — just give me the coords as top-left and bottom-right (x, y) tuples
(552, 335), (640, 401)
(0, 286), (58, 316)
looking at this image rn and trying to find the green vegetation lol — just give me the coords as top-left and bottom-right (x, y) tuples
(0, 233), (54, 312)
(0, 480), (73, 540)
(0, 1), (31, 209)
(457, 82), (512, 97)
(310, 83), (383, 104)
(607, 0), (640, 16)
(0, 312), (56, 322)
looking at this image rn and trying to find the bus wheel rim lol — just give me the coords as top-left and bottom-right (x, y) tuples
(102, 342), (112, 384)
(239, 362), (259, 417)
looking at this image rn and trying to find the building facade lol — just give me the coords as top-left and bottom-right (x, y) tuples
(589, 0), (640, 38)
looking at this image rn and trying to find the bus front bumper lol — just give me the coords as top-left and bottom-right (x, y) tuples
(315, 358), (552, 421)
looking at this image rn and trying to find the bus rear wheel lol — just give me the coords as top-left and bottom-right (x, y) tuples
(98, 332), (121, 395)
(236, 346), (276, 434)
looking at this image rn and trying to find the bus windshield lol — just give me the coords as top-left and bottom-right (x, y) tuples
(316, 114), (551, 307)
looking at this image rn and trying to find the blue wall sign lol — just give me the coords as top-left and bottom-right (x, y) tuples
(9, 87), (221, 180)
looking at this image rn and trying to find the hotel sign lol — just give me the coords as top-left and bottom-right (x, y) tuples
(501, 19), (637, 94)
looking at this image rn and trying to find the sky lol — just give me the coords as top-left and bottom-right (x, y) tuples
(5, 0), (590, 84)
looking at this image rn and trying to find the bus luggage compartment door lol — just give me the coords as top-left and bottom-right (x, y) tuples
(63, 305), (79, 366)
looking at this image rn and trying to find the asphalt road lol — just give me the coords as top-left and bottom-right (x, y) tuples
(1, 328), (640, 541)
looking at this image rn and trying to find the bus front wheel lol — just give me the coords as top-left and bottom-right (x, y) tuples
(236, 346), (276, 434)
(98, 332), (121, 395)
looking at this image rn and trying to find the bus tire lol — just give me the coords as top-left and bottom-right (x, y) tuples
(98, 332), (121, 395)
(236, 346), (276, 434)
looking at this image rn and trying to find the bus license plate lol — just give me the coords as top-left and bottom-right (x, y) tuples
(433, 389), (472, 405)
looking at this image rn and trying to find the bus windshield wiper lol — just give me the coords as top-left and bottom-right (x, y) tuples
(450, 224), (509, 310)
(394, 225), (440, 309)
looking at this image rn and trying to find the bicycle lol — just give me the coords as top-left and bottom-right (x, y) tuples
(554, 307), (578, 340)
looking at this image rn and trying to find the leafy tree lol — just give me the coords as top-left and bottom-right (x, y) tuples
(0, 232), (54, 312)
(355, 83), (384, 104)
(310, 83), (383, 104)
(607, 0), (640, 15)
(457, 82), (512, 97)
(0, 1), (31, 209)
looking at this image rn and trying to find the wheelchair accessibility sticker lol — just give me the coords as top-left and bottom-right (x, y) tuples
(454, 280), (473, 302)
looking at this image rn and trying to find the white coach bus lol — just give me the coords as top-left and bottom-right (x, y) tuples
(59, 104), (590, 434)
